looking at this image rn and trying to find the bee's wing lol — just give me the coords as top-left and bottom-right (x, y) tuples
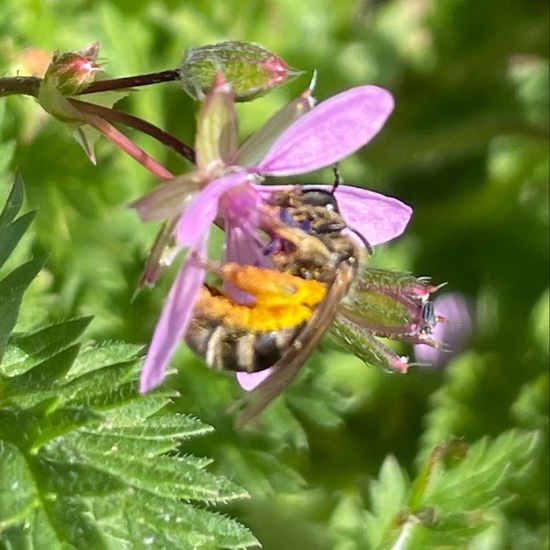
(232, 263), (356, 428)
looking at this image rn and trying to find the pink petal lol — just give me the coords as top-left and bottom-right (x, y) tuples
(254, 85), (394, 176)
(334, 186), (412, 245)
(224, 223), (272, 268)
(130, 172), (204, 222)
(236, 369), (274, 391)
(139, 241), (207, 392)
(237, 87), (315, 167)
(177, 170), (253, 245)
(256, 184), (412, 245)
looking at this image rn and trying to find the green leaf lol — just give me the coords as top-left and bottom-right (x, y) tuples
(6, 317), (93, 372)
(361, 431), (541, 549)
(0, 173), (25, 229)
(36, 495), (109, 549)
(365, 456), (410, 549)
(0, 176), (43, 362)
(1, 344), (256, 549)
(0, 258), (45, 364)
(3, 344), (81, 405)
(0, 440), (37, 524)
(89, 492), (259, 550)
(0, 212), (35, 272)
(0, 406), (102, 452)
(69, 342), (143, 378)
(511, 373), (549, 431)
(421, 432), (539, 510)
(0, 183), (255, 549)
(58, 362), (140, 407)
(69, 449), (246, 503)
(33, 453), (126, 496)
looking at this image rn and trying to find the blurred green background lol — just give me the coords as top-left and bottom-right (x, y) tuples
(1, 1), (548, 548)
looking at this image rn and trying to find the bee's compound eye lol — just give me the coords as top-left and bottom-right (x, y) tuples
(301, 190), (339, 211)
(421, 301), (435, 324)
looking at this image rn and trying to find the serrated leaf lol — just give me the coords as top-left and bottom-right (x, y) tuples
(67, 431), (188, 459)
(73, 448), (247, 504)
(33, 453), (125, 496)
(365, 455), (410, 549)
(0, 211), (35, 271)
(58, 362), (139, 406)
(4, 344), (81, 405)
(421, 431), (540, 512)
(95, 392), (180, 425)
(40, 494), (109, 549)
(0, 440), (37, 524)
(2, 319), (253, 548)
(69, 342), (144, 378)
(31, 406), (103, 452)
(90, 492), (259, 550)
(0, 174), (25, 229)
(92, 414), (212, 441)
(366, 431), (544, 549)
(0, 406), (100, 452)
(58, 429), (247, 502)
(7, 317), (93, 372)
(0, 258), (46, 363)
(70, 378), (143, 412)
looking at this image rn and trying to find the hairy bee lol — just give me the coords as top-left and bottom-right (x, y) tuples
(184, 187), (362, 424)
(184, 261), (328, 373)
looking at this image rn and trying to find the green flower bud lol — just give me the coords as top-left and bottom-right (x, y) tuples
(328, 266), (445, 374)
(180, 41), (294, 102)
(330, 315), (410, 374)
(340, 267), (444, 346)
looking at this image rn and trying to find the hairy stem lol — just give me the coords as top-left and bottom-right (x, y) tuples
(0, 76), (41, 97)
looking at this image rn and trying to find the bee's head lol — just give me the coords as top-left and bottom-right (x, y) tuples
(299, 188), (340, 212)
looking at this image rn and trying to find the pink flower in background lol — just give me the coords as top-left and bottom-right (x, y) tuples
(415, 292), (474, 367)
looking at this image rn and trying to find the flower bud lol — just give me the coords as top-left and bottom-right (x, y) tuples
(330, 314), (410, 374)
(180, 41), (293, 102)
(43, 42), (101, 95)
(337, 267), (445, 352)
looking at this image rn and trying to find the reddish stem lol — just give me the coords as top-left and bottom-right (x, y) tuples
(70, 98), (195, 164)
(79, 70), (181, 95)
(70, 102), (174, 181)
(0, 76), (41, 97)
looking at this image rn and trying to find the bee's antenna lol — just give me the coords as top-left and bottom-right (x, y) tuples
(331, 164), (341, 194)
(350, 227), (374, 256)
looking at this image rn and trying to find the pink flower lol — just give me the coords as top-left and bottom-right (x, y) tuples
(415, 293), (474, 367)
(136, 77), (412, 392)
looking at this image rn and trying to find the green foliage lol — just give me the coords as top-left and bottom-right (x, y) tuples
(0, 179), (257, 549)
(0, 176), (41, 363)
(362, 432), (541, 549)
(1, 1), (548, 548)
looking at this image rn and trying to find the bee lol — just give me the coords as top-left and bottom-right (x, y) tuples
(184, 185), (363, 425)
(184, 261), (329, 373)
